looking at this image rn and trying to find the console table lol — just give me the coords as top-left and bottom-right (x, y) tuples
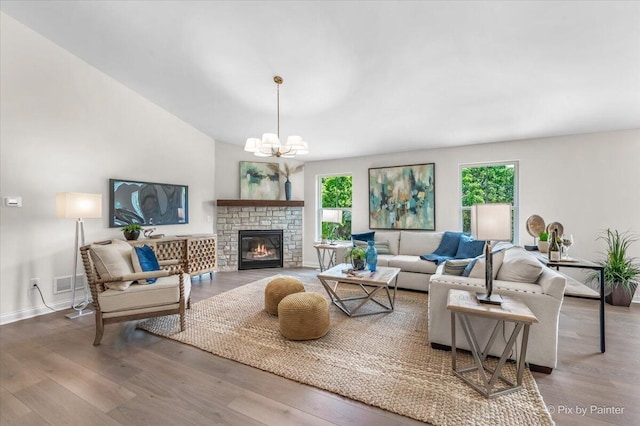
(447, 289), (538, 398)
(534, 253), (606, 353)
(131, 235), (216, 278)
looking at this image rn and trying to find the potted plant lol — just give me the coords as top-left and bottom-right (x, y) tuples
(537, 231), (549, 253)
(344, 246), (366, 270)
(122, 223), (142, 241)
(589, 229), (640, 307)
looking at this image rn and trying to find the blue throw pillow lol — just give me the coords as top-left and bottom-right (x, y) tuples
(455, 234), (486, 259)
(433, 231), (464, 257)
(351, 231), (375, 243)
(133, 245), (160, 284)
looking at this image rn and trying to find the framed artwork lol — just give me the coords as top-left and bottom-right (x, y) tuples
(369, 163), (435, 230)
(240, 161), (280, 200)
(109, 178), (188, 227)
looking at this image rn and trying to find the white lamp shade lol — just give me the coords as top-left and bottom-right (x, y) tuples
(244, 138), (260, 152)
(261, 133), (281, 149)
(56, 192), (102, 219)
(470, 203), (511, 241)
(322, 209), (343, 224)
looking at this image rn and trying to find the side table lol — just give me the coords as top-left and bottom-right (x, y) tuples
(313, 242), (350, 271)
(447, 289), (538, 398)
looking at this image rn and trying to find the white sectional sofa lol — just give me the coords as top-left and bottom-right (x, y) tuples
(351, 230), (567, 372)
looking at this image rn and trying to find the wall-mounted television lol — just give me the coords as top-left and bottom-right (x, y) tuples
(109, 179), (188, 227)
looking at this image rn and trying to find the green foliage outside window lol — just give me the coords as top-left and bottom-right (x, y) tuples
(321, 176), (352, 241)
(461, 165), (515, 232)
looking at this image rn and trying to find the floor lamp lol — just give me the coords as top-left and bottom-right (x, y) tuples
(471, 203), (512, 305)
(56, 192), (102, 319)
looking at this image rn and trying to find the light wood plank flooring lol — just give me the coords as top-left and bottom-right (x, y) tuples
(1, 268), (638, 425)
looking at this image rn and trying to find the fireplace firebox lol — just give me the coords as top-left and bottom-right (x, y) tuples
(238, 230), (284, 270)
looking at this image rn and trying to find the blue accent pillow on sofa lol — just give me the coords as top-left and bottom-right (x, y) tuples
(455, 234), (486, 259)
(351, 231), (375, 243)
(133, 245), (161, 284)
(420, 231), (464, 263)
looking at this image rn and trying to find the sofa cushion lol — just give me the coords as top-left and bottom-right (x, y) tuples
(443, 259), (474, 276)
(351, 231), (375, 242)
(98, 273), (191, 313)
(354, 239), (392, 255)
(389, 255), (438, 274)
(375, 231), (400, 255)
(455, 234), (486, 259)
(496, 247), (543, 283)
(400, 231), (444, 256)
(89, 240), (135, 291)
(376, 254), (393, 267)
(465, 250), (506, 279)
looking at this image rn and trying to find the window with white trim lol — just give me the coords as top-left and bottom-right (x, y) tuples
(318, 174), (352, 242)
(460, 161), (518, 242)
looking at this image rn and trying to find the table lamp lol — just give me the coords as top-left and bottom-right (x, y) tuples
(471, 203), (512, 305)
(56, 192), (102, 318)
(322, 209), (343, 245)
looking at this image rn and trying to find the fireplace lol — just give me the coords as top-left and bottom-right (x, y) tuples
(238, 230), (284, 270)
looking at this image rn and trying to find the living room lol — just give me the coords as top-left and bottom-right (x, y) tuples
(1, 2), (639, 425)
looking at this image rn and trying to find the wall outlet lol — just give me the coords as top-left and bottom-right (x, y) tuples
(30, 278), (39, 290)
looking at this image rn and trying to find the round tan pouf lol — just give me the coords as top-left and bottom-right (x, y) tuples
(278, 292), (330, 340)
(264, 276), (305, 315)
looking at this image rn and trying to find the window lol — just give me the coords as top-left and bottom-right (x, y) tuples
(318, 175), (352, 241)
(460, 161), (518, 241)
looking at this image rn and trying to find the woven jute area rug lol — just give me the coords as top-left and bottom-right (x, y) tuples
(139, 276), (553, 425)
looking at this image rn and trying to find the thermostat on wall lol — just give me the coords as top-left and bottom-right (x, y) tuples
(3, 196), (22, 207)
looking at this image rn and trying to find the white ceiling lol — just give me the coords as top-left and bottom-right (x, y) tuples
(2, 1), (639, 161)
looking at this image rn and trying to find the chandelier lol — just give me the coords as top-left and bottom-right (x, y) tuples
(244, 76), (309, 158)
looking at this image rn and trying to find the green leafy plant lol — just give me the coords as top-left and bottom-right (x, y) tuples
(121, 224), (142, 233)
(538, 231), (549, 242)
(589, 229), (640, 298)
(344, 246), (366, 261)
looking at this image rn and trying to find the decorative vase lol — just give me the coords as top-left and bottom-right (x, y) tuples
(284, 178), (292, 201)
(123, 231), (140, 241)
(365, 240), (378, 272)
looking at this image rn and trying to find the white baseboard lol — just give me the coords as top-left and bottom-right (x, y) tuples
(0, 299), (75, 325)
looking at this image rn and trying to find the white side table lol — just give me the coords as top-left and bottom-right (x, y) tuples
(447, 289), (538, 398)
(313, 242), (350, 271)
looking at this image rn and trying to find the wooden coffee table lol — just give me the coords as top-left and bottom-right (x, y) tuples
(317, 263), (401, 317)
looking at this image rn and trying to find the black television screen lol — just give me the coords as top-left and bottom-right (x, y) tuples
(109, 179), (188, 227)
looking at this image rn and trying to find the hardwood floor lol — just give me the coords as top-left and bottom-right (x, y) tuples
(1, 268), (638, 425)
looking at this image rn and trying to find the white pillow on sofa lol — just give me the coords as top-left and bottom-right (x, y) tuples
(89, 240), (135, 290)
(467, 250), (505, 279)
(496, 247), (543, 283)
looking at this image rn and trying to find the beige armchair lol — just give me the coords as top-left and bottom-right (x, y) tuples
(80, 239), (191, 345)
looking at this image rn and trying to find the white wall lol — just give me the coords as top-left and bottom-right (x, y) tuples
(214, 141), (305, 230)
(0, 13), (216, 323)
(302, 130), (640, 275)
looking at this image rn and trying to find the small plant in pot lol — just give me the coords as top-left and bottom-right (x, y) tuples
(537, 231), (549, 253)
(344, 246), (366, 270)
(122, 224), (142, 241)
(589, 229), (640, 307)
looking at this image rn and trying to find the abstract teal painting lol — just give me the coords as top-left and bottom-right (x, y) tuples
(240, 161), (280, 200)
(369, 163), (435, 230)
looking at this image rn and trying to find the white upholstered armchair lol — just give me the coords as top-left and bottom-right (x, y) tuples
(80, 239), (191, 345)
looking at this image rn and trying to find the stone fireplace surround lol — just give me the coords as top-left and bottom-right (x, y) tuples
(216, 200), (304, 271)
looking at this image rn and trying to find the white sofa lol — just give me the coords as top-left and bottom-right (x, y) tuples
(350, 231), (567, 372)
(428, 246), (566, 372)
(366, 230), (444, 290)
